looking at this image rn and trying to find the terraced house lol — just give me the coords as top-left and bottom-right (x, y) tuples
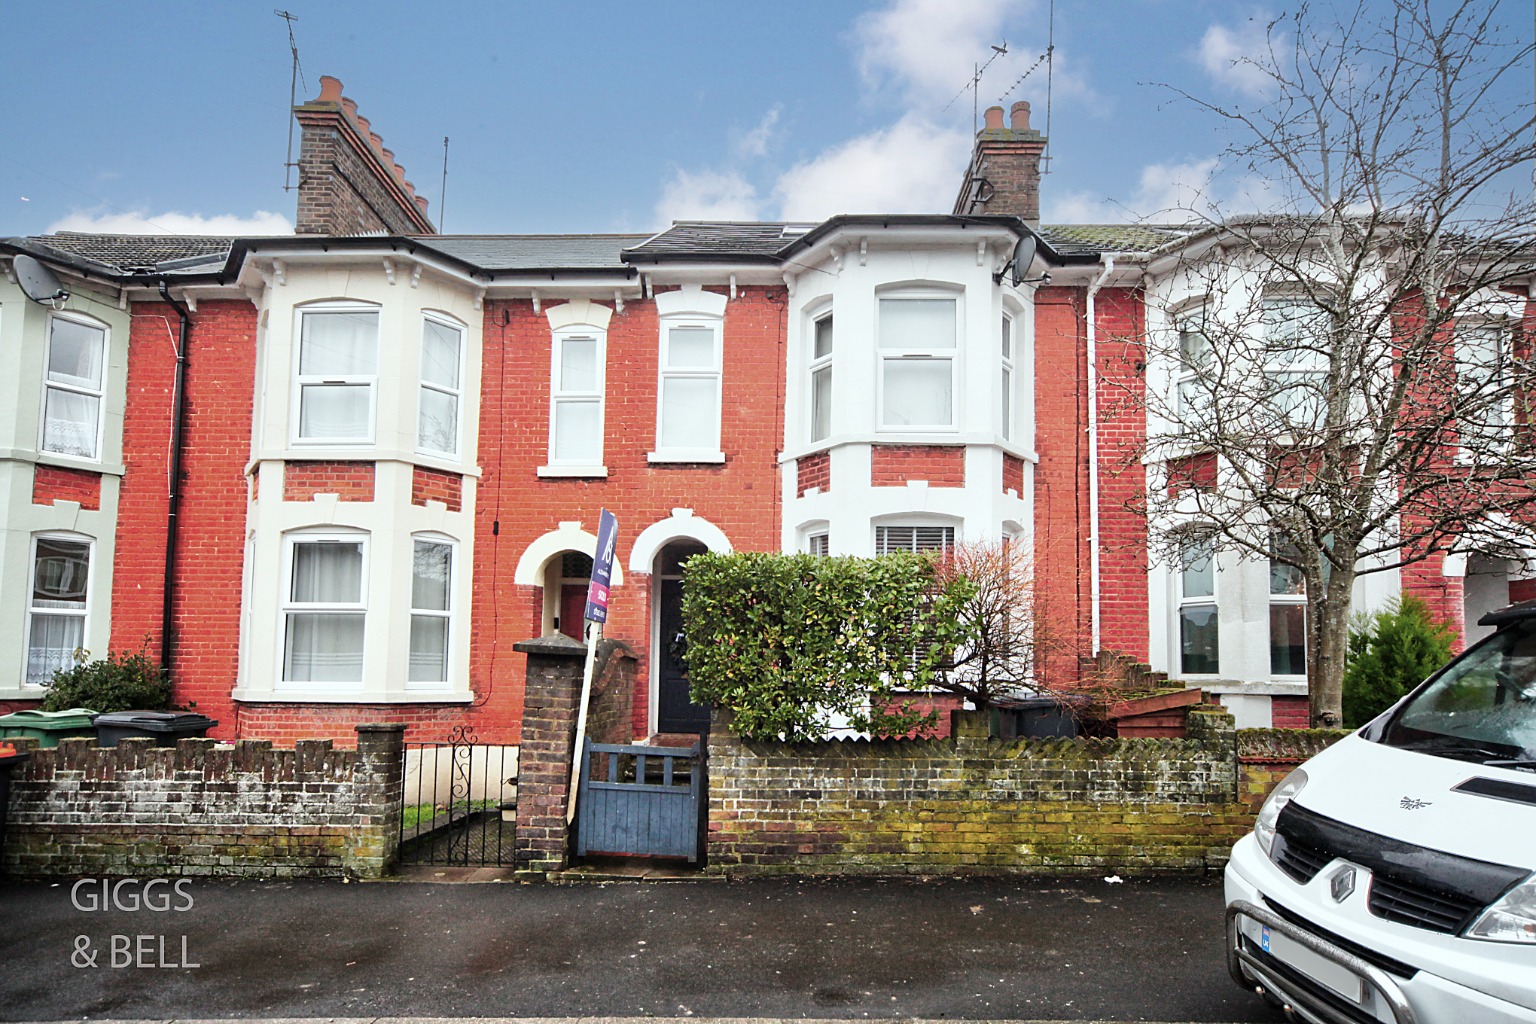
(2, 78), (1532, 744)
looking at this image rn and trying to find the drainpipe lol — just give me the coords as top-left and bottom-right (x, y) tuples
(1085, 255), (1118, 655)
(157, 282), (191, 673)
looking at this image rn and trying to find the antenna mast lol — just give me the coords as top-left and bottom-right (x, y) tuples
(276, 9), (306, 192)
(439, 136), (450, 234)
(943, 41), (1008, 130)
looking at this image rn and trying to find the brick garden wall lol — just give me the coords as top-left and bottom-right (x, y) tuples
(706, 709), (1341, 878)
(1, 725), (404, 879)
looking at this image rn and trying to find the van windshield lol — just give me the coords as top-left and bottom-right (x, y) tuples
(1379, 620), (1536, 766)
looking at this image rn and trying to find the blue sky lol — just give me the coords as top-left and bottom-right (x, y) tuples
(1, 1), (1529, 238)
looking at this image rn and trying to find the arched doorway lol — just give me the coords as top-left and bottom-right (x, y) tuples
(654, 540), (710, 734)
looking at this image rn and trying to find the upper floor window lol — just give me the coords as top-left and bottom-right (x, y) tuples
(656, 319), (722, 457)
(409, 537), (455, 685)
(417, 315), (463, 456)
(1000, 313), (1015, 440)
(1175, 307), (1212, 427)
(1178, 532), (1219, 675)
(293, 305), (379, 445)
(549, 327), (605, 465)
(810, 312), (833, 443)
(281, 533), (367, 685)
(878, 295), (956, 430)
(26, 534), (91, 686)
(1262, 296), (1327, 429)
(41, 314), (106, 459)
(1456, 320), (1513, 445)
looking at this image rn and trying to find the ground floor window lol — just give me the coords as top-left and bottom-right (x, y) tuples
(27, 534), (91, 686)
(1269, 534), (1307, 676)
(409, 538), (454, 683)
(282, 534), (367, 684)
(1178, 533), (1219, 675)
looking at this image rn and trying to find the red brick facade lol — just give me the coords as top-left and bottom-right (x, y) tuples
(797, 451), (830, 496)
(869, 445), (966, 487)
(1003, 454), (1025, 495)
(411, 466), (463, 511)
(31, 465), (101, 510)
(283, 461), (376, 503)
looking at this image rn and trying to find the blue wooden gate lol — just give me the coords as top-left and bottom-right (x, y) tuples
(576, 740), (705, 863)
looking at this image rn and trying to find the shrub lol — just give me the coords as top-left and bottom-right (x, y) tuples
(40, 643), (171, 713)
(681, 550), (975, 741)
(1342, 596), (1456, 727)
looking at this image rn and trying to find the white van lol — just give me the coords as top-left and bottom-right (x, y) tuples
(1225, 601), (1536, 1024)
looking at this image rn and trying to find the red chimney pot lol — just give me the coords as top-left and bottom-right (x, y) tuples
(1010, 101), (1032, 131)
(316, 76), (344, 104)
(983, 105), (1004, 130)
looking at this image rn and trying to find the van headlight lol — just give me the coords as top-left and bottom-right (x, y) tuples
(1467, 877), (1536, 944)
(1254, 768), (1308, 858)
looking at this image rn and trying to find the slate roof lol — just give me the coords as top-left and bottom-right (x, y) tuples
(1037, 224), (1194, 256)
(24, 232), (238, 273)
(625, 222), (816, 260)
(411, 234), (650, 271)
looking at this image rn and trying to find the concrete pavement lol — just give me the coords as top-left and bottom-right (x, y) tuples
(0, 875), (1283, 1023)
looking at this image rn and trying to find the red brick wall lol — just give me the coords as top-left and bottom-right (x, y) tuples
(1095, 288), (1150, 661)
(1032, 287), (1091, 687)
(473, 287), (786, 742)
(230, 703), (478, 747)
(1269, 696), (1311, 730)
(1003, 454), (1025, 495)
(31, 465), (102, 510)
(283, 461), (376, 502)
(797, 451), (830, 496)
(869, 445), (965, 487)
(411, 466), (463, 511)
(111, 300), (257, 740)
(1511, 580), (1536, 604)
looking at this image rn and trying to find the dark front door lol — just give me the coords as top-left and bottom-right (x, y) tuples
(657, 542), (710, 734)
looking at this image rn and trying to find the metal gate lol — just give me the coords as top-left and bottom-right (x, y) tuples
(398, 726), (518, 867)
(576, 739), (705, 863)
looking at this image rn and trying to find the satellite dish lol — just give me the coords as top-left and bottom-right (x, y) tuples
(1009, 235), (1038, 287)
(13, 255), (70, 307)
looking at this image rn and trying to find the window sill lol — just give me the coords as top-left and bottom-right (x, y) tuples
(26, 450), (127, 477)
(233, 688), (474, 704)
(0, 688), (45, 703)
(647, 451), (726, 465)
(537, 464), (609, 479)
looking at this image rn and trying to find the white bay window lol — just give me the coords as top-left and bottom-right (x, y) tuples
(810, 312), (833, 443)
(879, 296), (956, 429)
(418, 315), (463, 456)
(294, 306), (379, 444)
(281, 534), (367, 685)
(26, 534), (91, 686)
(409, 537), (454, 685)
(41, 314), (106, 459)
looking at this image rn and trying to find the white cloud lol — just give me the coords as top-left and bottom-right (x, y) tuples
(654, 169), (763, 224)
(47, 209), (293, 235)
(774, 114), (969, 221)
(734, 106), (782, 160)
(1045, 156), (1287, 223)
(855, 0), (1028, 108)
(1197, 19), (1275, 99)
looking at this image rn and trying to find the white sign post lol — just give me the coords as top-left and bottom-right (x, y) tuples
(567, 509), (617, 824)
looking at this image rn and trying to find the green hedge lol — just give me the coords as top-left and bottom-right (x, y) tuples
(1342, 596), (1456, 727)
(681, 551), (974, 741)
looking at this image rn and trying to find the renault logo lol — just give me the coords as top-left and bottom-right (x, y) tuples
(1330, 865), (1357, 903)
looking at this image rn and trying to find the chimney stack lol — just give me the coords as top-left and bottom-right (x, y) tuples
(953, 99), (1046, 226)
(291, 75), (437, 235)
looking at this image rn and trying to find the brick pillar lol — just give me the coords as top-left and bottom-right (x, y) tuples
(354, 723), (406, 878)
(512, 633), (588, 876)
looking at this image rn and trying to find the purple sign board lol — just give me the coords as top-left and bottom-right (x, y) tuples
(584, 509), (619, 624)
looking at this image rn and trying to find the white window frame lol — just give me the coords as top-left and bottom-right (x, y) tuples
(407, 534), (456, 689)
(652, 315), (724, 461)
(278, 531), (369, 690)
(548, 326), (607, 467)
(1261, 295), (1328, 430)
(809, 309), (834, 444)
(877, 292), (960, 432)
(24, 532), (92, 688)
(40, 312), (108, 461)
(1174, 306), (1212, 427)
(416, 312), (464, 457)
(806, 531), (830, 557)
(290, 302), (381, 447)
(1176, 532), (1220, 677)
(1455, 318), (1515, 450)
(1268, 532), (1308, 678)
(1000, 312), (1015, 440)
(875, 523), (956, 556)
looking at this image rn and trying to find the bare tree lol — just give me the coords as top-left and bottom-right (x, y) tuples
(1136, 0), (1536, 725)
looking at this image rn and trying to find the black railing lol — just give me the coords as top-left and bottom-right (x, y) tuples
(398, 726), (517, 867)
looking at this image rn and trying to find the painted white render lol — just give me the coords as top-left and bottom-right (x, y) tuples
(779, 224), (1034, 560)
(0, 272), (129, 697)
(233, 255), (483, 702)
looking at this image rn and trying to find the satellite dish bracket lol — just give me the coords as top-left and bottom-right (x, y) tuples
(13, 255), (71, 308)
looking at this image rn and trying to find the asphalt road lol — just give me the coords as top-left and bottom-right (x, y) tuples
(0, 875), (1283, 1023)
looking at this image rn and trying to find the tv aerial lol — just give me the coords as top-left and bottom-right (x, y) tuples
(13, 255), (70, 308)
(994, 234), (1050, 286)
